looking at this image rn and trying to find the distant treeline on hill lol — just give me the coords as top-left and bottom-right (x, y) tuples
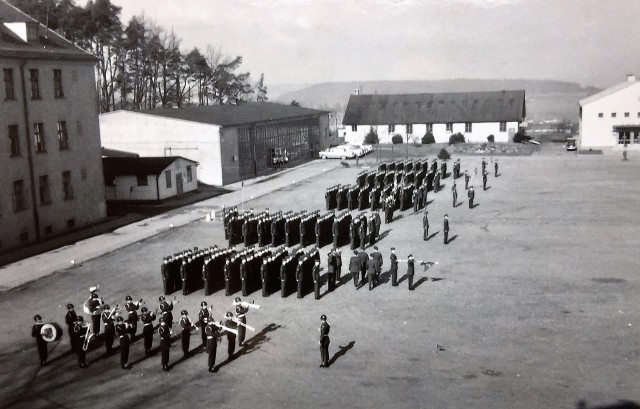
(273, 79), (600, 122)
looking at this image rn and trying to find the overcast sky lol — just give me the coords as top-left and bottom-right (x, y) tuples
(103, 0), (640, 88)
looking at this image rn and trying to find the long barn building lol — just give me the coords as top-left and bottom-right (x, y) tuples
(342, 90), (526, 144)
(100, 103), (331, 186)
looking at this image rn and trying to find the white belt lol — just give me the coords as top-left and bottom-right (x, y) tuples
(144, 323), (153, 326)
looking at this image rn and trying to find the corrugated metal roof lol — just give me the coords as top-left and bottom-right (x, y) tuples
(342, 90), (525, 125)
(0, 0), (97, 61)
(127, 102), (329, 127)
(102, 157), (196, 180)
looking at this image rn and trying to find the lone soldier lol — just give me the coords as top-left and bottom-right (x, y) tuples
(468, 186), (475, 208)
(32, 314), (48, 366)
(179, 310), (194, 357)
(140, 306), (156, 355)
(452, 182), (458, 207)
(158, 317), (172, 371)
(73, 316), (89, 368)
(319, 315), (331, 368)
(483, 170), (488, 190)
(443, 214), (450, 245)
(198, 302), (210, 346)
(235, 297), (249, 347)
(65, 303), (78, 352)
(115, 316), (131, 369)
(205, 319), (221, 372)
(313, 260), (322, 300)
(349, 250), (360, 288)
(464, 170), (470, 190)
(390, 248), (398, 286)
(335, 250), (342, 282)
(102, 304), (115, 353)
(494, 160), (499, 177)
(407, 255), (415, 290)
(423, 210), (429, 241)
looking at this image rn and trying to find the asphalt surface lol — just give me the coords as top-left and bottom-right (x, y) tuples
(1, 146), (638, 409)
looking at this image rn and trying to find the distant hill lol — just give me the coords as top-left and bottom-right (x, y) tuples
(272, 79), (600, 121)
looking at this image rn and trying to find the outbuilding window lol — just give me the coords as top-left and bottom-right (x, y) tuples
(388, 125), (395, 133)
(465, 122), (472, 133)
(165, 170), (172, 188)
(499, 122), (507, 132)
(186, 165), (193, 182)
(426, 123), (433, 133)
(406, 124), (413, 134)
(351, 125), (357, 132)
(136, 175), (148, 186)
(446, 123), (453, 132)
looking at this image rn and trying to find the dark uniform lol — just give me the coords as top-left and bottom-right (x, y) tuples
(349, 252), (360, 287)
(73, 318), (88, 368)
(32, 315), (47, 365)
(296, 262), (304, 299)
(180, 259), (189, 295)
(335, 250), (342, 282)
(452, 183), (457, 207)
(464, 171), (470, 190)
(124, 297), (140, 336)
(483, 171), (488, 190)
(423, 211), (429, 241)
(468, 186), (475, 208)
(261, 260), (269, 297)
(494, 161), (499, 177)
(198, 303), (210, 346)
(205, 321), (221, 372)
(224, 313), (237, 358)
(443, 216), (450, 244)
(65, 305), (78, 352)
(159, 297), (174, 329)
(373, 211), (381, 238)
(102, 306), (115, 353)
(327, 252), (336, 292)
(319, 315), (330, 368)
(140, 308), (156, 355)
(407, 255), (415, 290)
(357, 250), (369, 284)
(368, 217), (376, 246)
(313, 261), (321, 300)
(235, 300), (249, 346)
(359, 221), (367, 250)
(159, 320), (172, 371)
(115, 317), (131, 369)
(161, 258), (171, 295)
(366, 259), (377, 290)
(179, 311), (193, 357)
(371, 248), (383, 284)
(390, 250), (398, 286)
(332, 220), (339, 249)
(87, 293), (103, 335)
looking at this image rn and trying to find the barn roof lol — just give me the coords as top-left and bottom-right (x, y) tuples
(102, 157), (196, 180)
(126, 102), (329, 127)
(342, 90), (526, 125)
(0, 1), (97, 62)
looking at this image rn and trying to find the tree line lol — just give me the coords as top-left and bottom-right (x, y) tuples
(10, 0), (268, 112)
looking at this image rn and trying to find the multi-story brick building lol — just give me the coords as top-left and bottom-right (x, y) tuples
(0, 1), (106, 250)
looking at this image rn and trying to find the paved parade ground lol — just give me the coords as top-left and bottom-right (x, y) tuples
(0, 145), (639, 409)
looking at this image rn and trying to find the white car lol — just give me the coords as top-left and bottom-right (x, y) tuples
(319, 146), (357, 160)
(344, 144), (365, 157)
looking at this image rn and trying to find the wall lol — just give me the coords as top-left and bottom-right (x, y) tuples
(99, 112), (224, 185)
(156, 158), (199, 200)
(0, 58), (106, 250)
(344, 121), (517, 145)
(580, 81), (640, 148)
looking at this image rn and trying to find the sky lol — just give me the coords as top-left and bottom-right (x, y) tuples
(97, 0), (640, 88)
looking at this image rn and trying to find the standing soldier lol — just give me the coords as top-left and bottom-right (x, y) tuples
(140, 306), (156, 355)
(319, 315), (330, 368)
(349, 220), (357, 250)
(261, 259), (269, 297)
(296, 259), (304, 299)
(359, 219), (367, 250)
(159, 296), (174, 329)
(443, 214), (450, 245)
(407, 254), (415, 291)
(32, 314), (48, 366)
(482, 157), (487, 174)
(373, 210), (381, 238)
(198, 302), (210, 346)
(332, 218), (339, 250)
(468, 186), (475, 208)
(349, 250), (360, 288)
(423, 210), (429, 241)
(494, 160), (499, 177)
(434, 171), (441, 193)
(73, 316), (89, 368)
(335, 250), (343, 282)
(464, 170), (470, 190)
(102, 304), (116, 353)
(179, 310), (194, 357)
(483, 170), (488, 190)
(87, 292), (104, 336)
(115, 316), (131, 369)
(357, 249), (369, 285)
(412, 188), (419, 213)
(390, 248), (399, 286)
(367, 215), (376, 246)
(65, 304), (78, 352)
(452, 182), (458, 207)
(124, 295), (141, 337)
(371, 246), (383, 285)
(422, 182), (429, 208)
(224, 312), (237, 359)
(205, 319), (221, 372)
(327, 251), (336, 292)
(161, 257), (170, 295)
(366, 259), (376, 290)
(158, 317), (172, 371)
(235, 297), (249, 347)
(181, 258), (189, 296)
(313, 260), (322, 300)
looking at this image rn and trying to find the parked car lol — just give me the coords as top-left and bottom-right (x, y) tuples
(566, 137), (577, 151)
(319, 146), (357, 160)
(344, 144), (365, 157)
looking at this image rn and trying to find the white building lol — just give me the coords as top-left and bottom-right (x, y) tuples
(102, 157), (198, 202)
(579, 75), (640, 148)
(342, 90), (526, 144)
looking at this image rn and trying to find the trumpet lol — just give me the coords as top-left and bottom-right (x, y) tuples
(105, 304), (120, 321)
(231, 317), (255, 332)
(212, 321), (239, 336)
(82, 322), (94, 351)
(232, 300), (260, 310)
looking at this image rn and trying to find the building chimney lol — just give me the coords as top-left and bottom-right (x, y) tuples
(627, 74), (636, 82)
(353, 89), (360, 95)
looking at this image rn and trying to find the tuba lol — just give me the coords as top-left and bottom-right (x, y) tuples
(83, 286), (103, 316)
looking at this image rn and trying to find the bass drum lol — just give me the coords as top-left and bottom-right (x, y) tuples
(41, 322), (63, 342)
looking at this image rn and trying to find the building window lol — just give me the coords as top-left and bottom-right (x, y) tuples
(446, 123), (453, 132)
(29, 69), (40, 99)
(62, 171), (73, 200)
(634, 132), (640, 144)
(351, 125), (357, 132)
(186, 165), (193, 182)
(426, 123), (433, 133)
(611, 112), (616, 118)
(618, 132), (631, 145)
(406, 124), (413, 134)
(34, 123), (45, 152)
(465, 122), (472, 133)
(8, 125), (20, 156)
(3, 68), (15, 100)
(624, 112), (629, 117)
(57, 121), (69, 150)
(598, 113), (603, 118)
(136, 175), (148, 186)
(388, 124), (395, 133)
(165, 170), (172, 188)
(53, 69), (64, 98)
(39, 175), (51, 205)
(499, 122), (507, 132)
(13, 180), (28, 212)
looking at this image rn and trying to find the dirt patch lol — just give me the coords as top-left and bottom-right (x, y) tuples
(591, 278), (626, 284)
